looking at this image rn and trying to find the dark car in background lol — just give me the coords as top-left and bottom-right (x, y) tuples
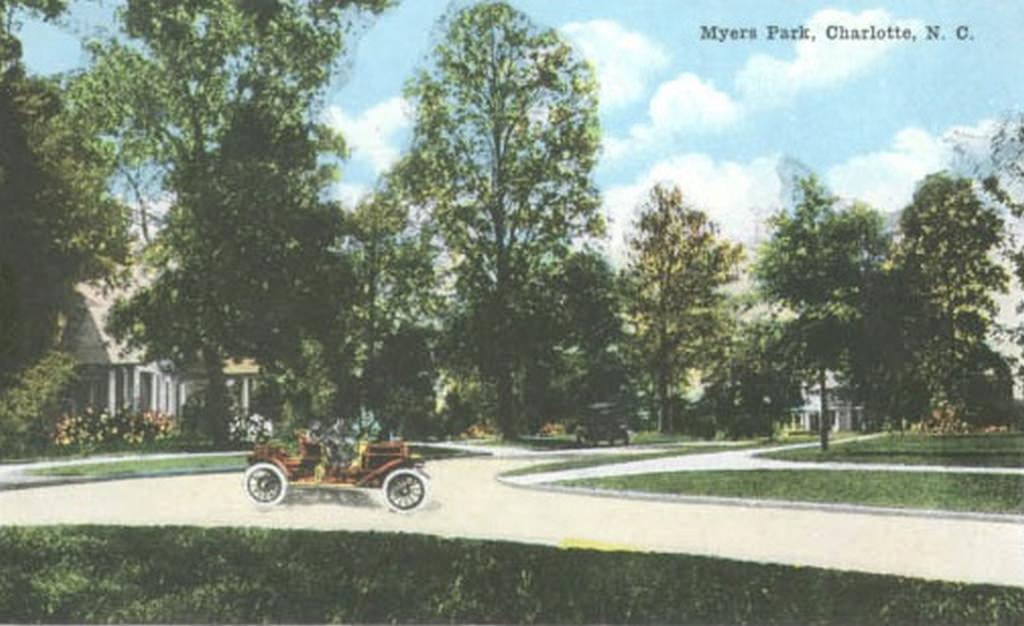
(574, 402), (630, 446)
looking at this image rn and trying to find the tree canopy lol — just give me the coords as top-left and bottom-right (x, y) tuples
(756, 176), (887, 448)
(401, 1), (602, 437)
(74, 0), (386, 441)
(627, 183), (742, 433)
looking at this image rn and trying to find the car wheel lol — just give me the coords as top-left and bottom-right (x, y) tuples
(244, 462), (288, 506)
(382, 469), (430, 513)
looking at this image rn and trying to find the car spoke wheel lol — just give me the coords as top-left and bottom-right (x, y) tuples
(383, 469), (429, 513)
(244, 463), (288, 506)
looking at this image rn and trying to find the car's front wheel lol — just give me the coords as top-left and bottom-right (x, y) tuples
(244, 462), (288, 506)
(382, 469), (430, 513)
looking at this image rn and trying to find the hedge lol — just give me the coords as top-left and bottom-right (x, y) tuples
(0, 526), (1020, 624)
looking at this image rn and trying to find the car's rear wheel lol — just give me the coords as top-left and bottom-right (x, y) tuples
(244, 462), (288, 506)
(382, 469), (429, 513)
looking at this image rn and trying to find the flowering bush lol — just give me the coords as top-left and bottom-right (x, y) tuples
(537, 421), (566, 437)
(52, 407), (175, 447)
(909, 408), (972, 435)
(459, 422), (497, 440)
(229, 413), (274, 443)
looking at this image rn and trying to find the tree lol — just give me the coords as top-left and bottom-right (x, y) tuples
(892, 173), (1008, 416)
(514, 249), (632, 433)
(79, 0), (386, 442)
(626, 183), (742, 434)
(702, 316), (803, 438)
(846, 262), (930, 428)
(342, 188), (440, 436)
(401, 1), (602, 437)
(0, 1), (130, 387)
(977, 115), (1024, 389)
(756, 176), (887, 449)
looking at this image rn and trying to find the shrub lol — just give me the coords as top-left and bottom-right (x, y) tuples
(52, 407), (175, 447)
(228, 412), (274, 443)
(0, 351), (78, 456)
(910, 408), (973, 435)
(459, 422), (496, 440)
(536, 421), (566, 437)
(0, 526), (1021, 624)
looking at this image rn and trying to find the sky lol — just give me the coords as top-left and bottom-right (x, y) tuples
(17, 0), (1024, 260)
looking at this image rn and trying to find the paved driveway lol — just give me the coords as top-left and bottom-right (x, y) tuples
(0, 454), (1021, 588)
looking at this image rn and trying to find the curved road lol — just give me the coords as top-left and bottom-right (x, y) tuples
(0, 454), (1021, 588)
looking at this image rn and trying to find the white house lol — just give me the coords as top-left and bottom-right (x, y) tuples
(62, 281), (259, 417)
(790, 373), (864, 433)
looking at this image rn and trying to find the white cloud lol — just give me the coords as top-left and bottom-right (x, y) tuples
(735, 8), (922, 106)
(324, 97), (411, 174)
(331, 182), (370, 208)
(827, 119), (1003, 212)
(607, 73), (743, 160)
(603, 153), (782, 263)
(827, 128), (951, 211)
(639, 73), (742, 137)
(561, 19), (669, 109)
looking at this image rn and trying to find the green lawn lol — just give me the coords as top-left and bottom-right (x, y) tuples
(29, 453), (247, 477)
(0, 525), (1020, 624)
(567, 469), (1024, 515)
(760, 433), (1024, 467)
(0, 438), (247, 465)
(502, 444), (754, 477)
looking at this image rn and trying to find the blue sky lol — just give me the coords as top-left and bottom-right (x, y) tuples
(19, 0), (1024, 257)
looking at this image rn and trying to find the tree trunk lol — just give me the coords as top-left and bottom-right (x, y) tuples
(657, 364), (670, 434)
(818, 367), (829, 451)
(495, 360), (517, 439)
(203, 347), (231, 446)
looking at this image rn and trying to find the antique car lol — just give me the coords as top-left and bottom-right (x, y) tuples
(574, 401), (630, 446)
(243, 424), (430, 513)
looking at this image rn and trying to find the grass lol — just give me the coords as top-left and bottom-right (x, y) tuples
(502, 444), (755, 477)
(567, 469), (1024, 515)
(0, 525), (1021, 624)
(24, 445), (472, 478)
(0, 437), (247, 465)
(761, 432), (1024, 467)
(29, 453), (247, 477)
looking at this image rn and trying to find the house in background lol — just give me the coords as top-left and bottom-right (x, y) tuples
(62, 282), (259, 417)
(790, 380), (865, 433)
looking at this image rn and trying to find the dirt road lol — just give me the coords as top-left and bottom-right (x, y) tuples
(1, 456), (1020, 587)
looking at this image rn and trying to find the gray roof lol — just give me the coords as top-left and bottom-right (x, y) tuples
(64, 281), (145, 365)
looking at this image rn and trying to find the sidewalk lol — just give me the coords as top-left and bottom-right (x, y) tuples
(502, 435), (1024, 486)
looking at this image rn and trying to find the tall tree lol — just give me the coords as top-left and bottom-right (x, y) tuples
(892, 173), (1008, 416)
(977, 115), (1024, 388)
(626, 183), (742, 434)
(401, 1), (602, 437)
(343, 187), (439, 436)
(0, 0), (130, 386)
(78, 0), (386, 442)
(756, 176), (887, 449)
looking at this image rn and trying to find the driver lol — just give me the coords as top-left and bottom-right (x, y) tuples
(311, 418), (357, 469)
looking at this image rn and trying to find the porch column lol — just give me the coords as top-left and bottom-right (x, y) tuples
(107, 369), (117, 415)
(150, 373), (159, 413)
(241, 377), (251, 416)
(132, 368), (141, 411)
(121, 367), (131, 412)
(178, 383), (187, 415)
